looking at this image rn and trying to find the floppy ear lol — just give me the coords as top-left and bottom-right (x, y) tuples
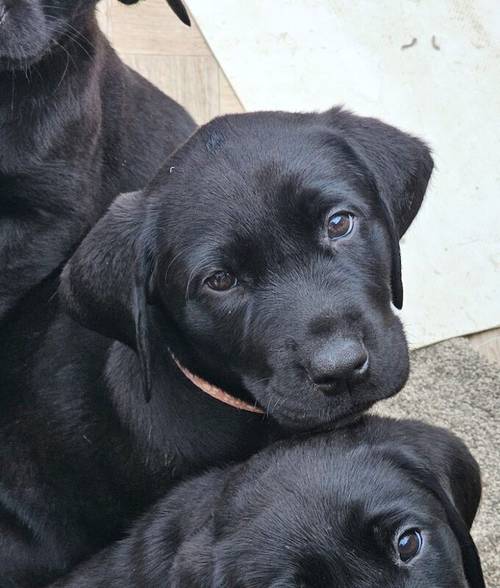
(386, 424), (484, 588)
(117, 0), (191, 26)
(322, 108), (434, 308)
(324, 107), (433, 237)
(59, 191), (155, 401)
(377, 192), (404, 309)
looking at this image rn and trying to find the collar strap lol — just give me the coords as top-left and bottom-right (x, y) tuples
(171, 355), (265, 415)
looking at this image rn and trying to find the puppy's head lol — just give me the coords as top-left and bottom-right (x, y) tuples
(0, 0), (189, 71)
(207, 419), (484, 588)
(61, 109), (433, 431)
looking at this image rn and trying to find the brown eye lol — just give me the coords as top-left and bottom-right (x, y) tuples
(397, 529), (423, 563)
(327, 212), (355, 240)
(205, 271), (237, 292)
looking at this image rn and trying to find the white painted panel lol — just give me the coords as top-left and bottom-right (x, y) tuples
(187, 0), (500, 348)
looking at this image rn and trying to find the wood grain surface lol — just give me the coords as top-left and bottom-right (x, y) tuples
(97, 0), (243, 124)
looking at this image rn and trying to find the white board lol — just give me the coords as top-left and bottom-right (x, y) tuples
(186, 0), (500, 348)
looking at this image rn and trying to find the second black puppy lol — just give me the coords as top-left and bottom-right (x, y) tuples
(0, 0), (193, 320)
(51, 416), (485, 587)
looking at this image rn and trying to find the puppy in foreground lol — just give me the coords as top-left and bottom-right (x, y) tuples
(51, 416), (484, 588)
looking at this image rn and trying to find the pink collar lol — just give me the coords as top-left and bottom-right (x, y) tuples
(172, 355), (265, 415)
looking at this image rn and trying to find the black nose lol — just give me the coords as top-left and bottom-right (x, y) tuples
(308, 339), (369, 389)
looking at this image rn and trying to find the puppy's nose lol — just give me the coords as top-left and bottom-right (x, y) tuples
(308, 339), (369, 390)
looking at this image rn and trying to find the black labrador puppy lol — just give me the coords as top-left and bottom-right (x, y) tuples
(0, 0), (193, 321)
(50, 416), (485, 587)
(0, 109), (432, 585)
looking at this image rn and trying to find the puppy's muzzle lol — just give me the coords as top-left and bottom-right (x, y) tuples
(306, 338), (369, 394)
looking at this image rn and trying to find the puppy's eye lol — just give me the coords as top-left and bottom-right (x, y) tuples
(397, 529), (423, 563)
(327, 212), (355, 240)
(205, 271), (237, 291)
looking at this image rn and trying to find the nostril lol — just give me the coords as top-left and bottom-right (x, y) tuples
(353, 353), (369, 375)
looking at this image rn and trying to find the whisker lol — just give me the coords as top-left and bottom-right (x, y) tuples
(52, 41), (71, 94)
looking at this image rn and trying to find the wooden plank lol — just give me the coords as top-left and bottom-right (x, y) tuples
(97, 0), (243, 119)
(98, 1), (244, 120)
(219, 70), (245, 114)
(120, 54), (220, 124)
(108, 0), (210, 56)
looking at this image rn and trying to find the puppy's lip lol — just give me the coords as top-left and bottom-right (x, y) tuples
(248, 375), (378, 429)
(314, 379), (350, 395)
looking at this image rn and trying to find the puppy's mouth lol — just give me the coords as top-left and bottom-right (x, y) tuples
(242, 369), (385, 432)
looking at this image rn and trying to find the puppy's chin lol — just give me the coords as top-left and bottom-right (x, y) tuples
(244, 372), (407, 433)
(276, 406), (370, 435)
(0, 47), (49, 72)
(266, 398), (374, 433)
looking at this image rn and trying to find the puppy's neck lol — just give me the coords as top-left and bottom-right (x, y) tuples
(105, 341), (278, 479)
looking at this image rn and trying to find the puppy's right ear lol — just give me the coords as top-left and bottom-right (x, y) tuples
(60, 191), (155, 401)
(117, 0), (191, 26)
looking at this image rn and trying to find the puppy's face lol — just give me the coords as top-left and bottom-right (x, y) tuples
(61, 109), (433, 431)
(211, 445), (477, 587)
(149, 114), (417, 430)
(0, 0), (98, 70)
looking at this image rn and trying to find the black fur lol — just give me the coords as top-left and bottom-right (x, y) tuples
(62, 109), (434, 428)
(0, 0), (194, 584)
(0, 0), (194, 320)
(49, 416), (484, 587)
(0, 109), (432, 585)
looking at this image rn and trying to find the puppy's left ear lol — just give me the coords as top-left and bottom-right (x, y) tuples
(388, 425), (484, 588)
(117, 0), (191, 26)
(322, 108), (434, 308)
(323, 108), (433, 238)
